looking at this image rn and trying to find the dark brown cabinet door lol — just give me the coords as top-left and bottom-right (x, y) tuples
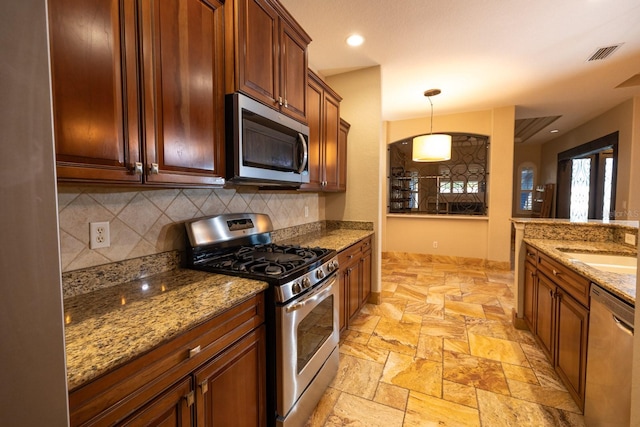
(49, 0), (141, 183)
(300, 70), (344, 192)
(303, 75), (324, 190)
(279, 19), (308, 122)
(139, 0), (225, 186)
(555, 289), (589, 411)
(337, 119), (350, 192)
(120, 378), (193, 427)
(228, 0), (308, 122)
(234, 0), (279, 105)
(523, 261), (537, 332)
(347, 260), (361, 321)
(360, 249), (372, 306)
(322, 93), (341, 190)
(194, 326), (266, 427)
(535, 273), (556, 362)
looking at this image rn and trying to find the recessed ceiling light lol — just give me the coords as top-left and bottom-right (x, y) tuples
(346, 34), (364, 47)
(550, 129), (559, 133)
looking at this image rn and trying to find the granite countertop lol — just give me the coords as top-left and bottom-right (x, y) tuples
(64, 268), (268, 390)
(64, 226), (373, 391)
(276, 228), (374, 252)
(524, 238), (636, 305)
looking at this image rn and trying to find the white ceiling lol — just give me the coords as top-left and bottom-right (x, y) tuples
(279, 0), (640, 144)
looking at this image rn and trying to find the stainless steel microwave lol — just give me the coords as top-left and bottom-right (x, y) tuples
(225, 93), (310, 186)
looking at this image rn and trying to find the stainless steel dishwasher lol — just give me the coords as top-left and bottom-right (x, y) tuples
(584, 284), (635, 427)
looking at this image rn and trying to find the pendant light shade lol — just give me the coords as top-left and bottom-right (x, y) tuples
(412, 133), (452, 161)
(412, 89), (451, 162)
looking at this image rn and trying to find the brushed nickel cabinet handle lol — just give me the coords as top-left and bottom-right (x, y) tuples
(185, 391), (194, 407)
(189, 345), (201, 358)
(133, 162), (143, 175)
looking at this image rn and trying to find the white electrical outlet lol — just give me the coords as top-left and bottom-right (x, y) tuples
(304, 205), (309, 218)
(624, 233), (636, 246)
(433, 241), (438, 248)
(90, 221), (110, 249)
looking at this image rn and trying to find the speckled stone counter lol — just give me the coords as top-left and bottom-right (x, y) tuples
(63, 220), (374, 391)
(64, 268), (267, 390)
(276, 228), (373, 252)
(524, 239), (636, 305)
(512, 218), (638, 307)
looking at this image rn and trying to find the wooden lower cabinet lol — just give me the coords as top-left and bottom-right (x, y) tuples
(524, 244), (590, 411)
(523, 260), (537, 333)
(338, 236), (373, 332)
(555, 287), (589, 410)
(68, 294), (265, 427)
(194, 326), (266, 427)
(120, 378), (193, 426)
(534, 272), (556, 361)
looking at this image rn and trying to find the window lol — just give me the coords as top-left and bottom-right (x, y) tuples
(388, 133), (489, 215)
(556, 132), (618, 220)
(517, 164), (535, 212)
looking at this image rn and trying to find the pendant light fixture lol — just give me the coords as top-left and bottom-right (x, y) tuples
(412, 89), (452, 162)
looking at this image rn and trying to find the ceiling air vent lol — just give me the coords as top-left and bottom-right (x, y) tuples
(586, 44), (623, 61)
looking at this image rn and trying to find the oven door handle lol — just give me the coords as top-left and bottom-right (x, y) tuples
(285, 275), (336, 313)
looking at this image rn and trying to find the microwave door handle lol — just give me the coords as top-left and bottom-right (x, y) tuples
(297, 133), (308, 174)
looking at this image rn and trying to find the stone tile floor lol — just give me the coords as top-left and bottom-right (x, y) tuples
(305, 255), (586, 426)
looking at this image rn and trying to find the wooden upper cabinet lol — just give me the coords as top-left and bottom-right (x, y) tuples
(225, 0), (310, 123)
(49, 0), (225, 186)
(49, 0), (141, 183)
(300, 70), (344, 192)
(337, 119), (350, 191)
(139, 0), (225, 186)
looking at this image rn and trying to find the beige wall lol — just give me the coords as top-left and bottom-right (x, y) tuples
(58, 186), (321, 272)
(384, 107), (515, 264)
(325, 66), (383, 293)
(540, 97), (640, 220)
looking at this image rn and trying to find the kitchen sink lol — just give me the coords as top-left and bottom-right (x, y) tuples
(561, 251), (637, 275)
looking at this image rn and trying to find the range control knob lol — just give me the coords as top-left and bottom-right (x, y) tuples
(316, 269), (325, 280)
(292, 282), (302, 294)
(327, 260), (338, 272)
(301, 277), (311, 289)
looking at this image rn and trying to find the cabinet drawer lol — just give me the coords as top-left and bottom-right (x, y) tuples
(69, 293), (265, 426)
(525, 244), (538, 267)
(338, 243), (361, 267)
(360, 236), (372, 254)
(537, 253), (590, 307)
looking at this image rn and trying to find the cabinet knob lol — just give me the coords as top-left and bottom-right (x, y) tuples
(149, 163), (159, 175)
(133, 162), (143, 175)
(552, 269), (561, 276)
(185, 391), (195, 407)
(189, 345), (201, 358)
(200, 380), (208, 395)
(284, 98), (288, 108)
(277, 96), (283, 106)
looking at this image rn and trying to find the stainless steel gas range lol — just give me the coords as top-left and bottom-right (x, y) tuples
(184, 213), (339, 427)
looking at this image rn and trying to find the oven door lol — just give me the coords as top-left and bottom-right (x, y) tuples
(276, 272), (339, 418)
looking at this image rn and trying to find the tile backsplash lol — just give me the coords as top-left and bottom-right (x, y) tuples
(58, 186), (321, 272)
